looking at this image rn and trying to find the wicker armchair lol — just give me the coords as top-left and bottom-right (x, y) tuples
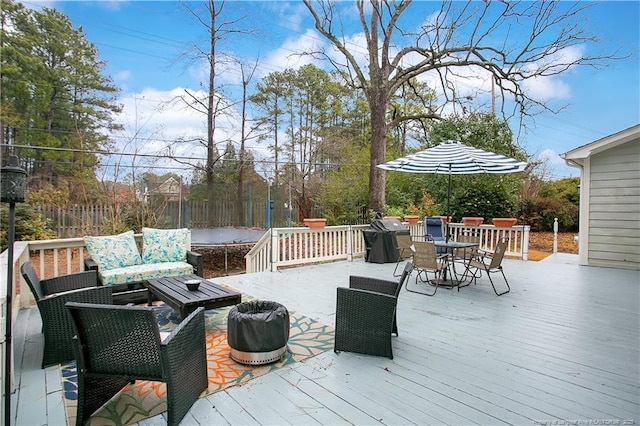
(20, 262), (113, 368)
(334, 262), (413, 359)
(65, 302), (207, 426)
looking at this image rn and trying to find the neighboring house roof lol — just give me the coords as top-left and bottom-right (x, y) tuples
(153, 177), (181, 195)
(561, 123), (640, 166)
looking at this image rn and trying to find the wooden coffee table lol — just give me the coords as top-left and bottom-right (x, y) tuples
(146, 275), (241, 319)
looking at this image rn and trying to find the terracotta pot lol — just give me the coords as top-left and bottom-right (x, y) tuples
(492, 218), (517, 228)
(403, 215), (420, 225)
(303, 218), (327, 229)
(462, 217), (484, 227)
(436, 215), (452, 225)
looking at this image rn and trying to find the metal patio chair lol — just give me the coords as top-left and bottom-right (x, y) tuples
(424, 216), (447, 254)
(406, 241), (450, 296)
(20, 261), (112, 368)
(466, 238), (511, 296)
(393, 233), (415, 276)
(66, 302), (207, 426)
(334, 262), (412, 359)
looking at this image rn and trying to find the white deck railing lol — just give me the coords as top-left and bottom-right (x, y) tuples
(245, 222), (530, 273)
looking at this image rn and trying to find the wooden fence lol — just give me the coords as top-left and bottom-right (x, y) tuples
(34, 200), (298, 237)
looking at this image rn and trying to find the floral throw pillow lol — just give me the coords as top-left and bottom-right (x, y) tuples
(84, 230), (142, 271)
(141, 228), (189, 264)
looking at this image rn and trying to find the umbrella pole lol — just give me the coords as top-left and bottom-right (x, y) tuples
(446, 166), (452, 242)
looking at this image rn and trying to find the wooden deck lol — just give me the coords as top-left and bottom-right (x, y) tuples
(12, 254), (640, 425)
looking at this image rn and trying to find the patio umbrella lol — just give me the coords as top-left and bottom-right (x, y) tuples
(377, 140), (528, 240)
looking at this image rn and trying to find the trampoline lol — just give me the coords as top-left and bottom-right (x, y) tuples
(190, 227), (266, 246)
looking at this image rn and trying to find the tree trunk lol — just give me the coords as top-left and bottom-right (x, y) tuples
(206, 0), (217, 227)
(368, 90), (387, 215)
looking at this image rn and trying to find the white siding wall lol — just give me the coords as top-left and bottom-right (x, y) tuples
(588, 140), (640, 269)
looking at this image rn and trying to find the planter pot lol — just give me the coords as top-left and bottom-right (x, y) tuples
(492, 218), (517, 228)
(436, 215), (452, 225)
(383, 216), (401, 221)
(462, 217), (484, 227)
(403, 215), (420, 225)
(303, 218), (327, 229)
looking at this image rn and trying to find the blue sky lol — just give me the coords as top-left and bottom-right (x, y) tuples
(27, 1), (640, 181)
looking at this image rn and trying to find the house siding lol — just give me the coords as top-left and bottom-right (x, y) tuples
(588, 140), (640, 269)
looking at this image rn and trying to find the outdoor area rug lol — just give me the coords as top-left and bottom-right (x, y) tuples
(60, 298), (334, 425)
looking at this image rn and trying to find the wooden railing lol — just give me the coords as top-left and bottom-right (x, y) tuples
(245, 222), (530, 273)
(246, 225), (370, 273)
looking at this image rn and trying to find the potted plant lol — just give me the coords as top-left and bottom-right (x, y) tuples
(403, 215), (420, 225)
(437, 215), (452, 225)
(492, 218), (517, 228)
(462, 217), (484, 227)
(303, 218), (327, 229)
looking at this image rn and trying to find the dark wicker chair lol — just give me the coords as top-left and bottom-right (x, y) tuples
(20, 261), (113, 368)
(65, 302), (207, 426)
(334, 262), (413, 359)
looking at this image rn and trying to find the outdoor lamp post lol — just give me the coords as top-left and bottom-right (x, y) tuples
(1, 155), (27, 426)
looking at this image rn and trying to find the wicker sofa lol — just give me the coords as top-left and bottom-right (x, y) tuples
(83, 228), (203, 304)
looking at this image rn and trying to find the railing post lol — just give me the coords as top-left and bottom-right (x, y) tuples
(522, 225), (530, 261)
(553, 218), (558, 254)
(270, 228), (279, 272)
(347, 225), (353, 261)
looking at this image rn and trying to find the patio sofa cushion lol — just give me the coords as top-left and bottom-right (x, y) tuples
(98, 261), (193, 287)
(83, 228), (198, 288)
(84, 230), (142, 271)
(142, 227), (188, 263)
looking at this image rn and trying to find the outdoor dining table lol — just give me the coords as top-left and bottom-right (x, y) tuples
(433, 240), (479, 287)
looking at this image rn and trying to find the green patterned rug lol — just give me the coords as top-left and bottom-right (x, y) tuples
(61, 299), (334, 425)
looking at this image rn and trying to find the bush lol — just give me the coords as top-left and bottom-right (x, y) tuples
(525, 197), (578, 232)
(0, 205), (57, 251)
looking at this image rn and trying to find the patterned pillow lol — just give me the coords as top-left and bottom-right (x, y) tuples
(84, 230), (142, 271)
(141, 228), (189, 264)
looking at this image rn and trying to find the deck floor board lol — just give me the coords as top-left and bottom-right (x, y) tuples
(11, 254), (640, 425)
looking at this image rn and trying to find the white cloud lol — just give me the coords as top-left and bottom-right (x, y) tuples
(260, 29), (323, 77)
(538, 148), (565, 165)
(103, 86), (274, 181)
(522, 76), (571, 102)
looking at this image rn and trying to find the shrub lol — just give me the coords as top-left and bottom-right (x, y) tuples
(0, 205), (57, 251)
(525, 197), (578, 232)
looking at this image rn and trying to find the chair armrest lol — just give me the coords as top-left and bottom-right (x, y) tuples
(39, 286), (113, 320)
(474, 248), (493, 260)
(41, 270), (99, 295)
(186, 251), (204, 277)
(161, 307), (206, 367)
(349, 276), (398, 296)
(84, 257), (99, 272)
(41, 285), (112, 304)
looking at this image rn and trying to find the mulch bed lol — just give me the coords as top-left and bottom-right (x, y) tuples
(527, 231), (578, 261)
(195, 245), (252, 277)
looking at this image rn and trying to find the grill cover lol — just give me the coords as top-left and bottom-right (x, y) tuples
(363, 219), (410, 263)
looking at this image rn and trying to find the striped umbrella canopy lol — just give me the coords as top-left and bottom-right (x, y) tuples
(377, 140), (528, 239)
